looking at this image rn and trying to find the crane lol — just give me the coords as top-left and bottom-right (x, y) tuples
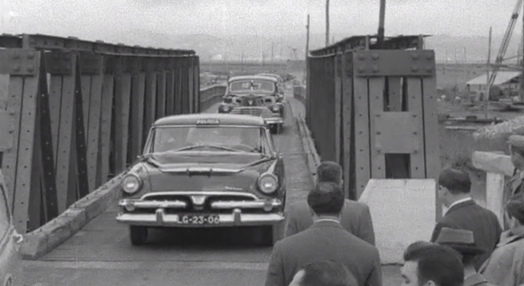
(486, 0), (523, 100)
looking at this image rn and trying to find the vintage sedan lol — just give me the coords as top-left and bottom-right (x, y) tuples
(116, 113), (286, 246)
(0, 171), (23, 286)
(218, 75), (285, 134)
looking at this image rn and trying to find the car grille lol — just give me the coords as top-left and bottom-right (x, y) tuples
(230, 107), (273, 117)
(135, 193), (270, 214)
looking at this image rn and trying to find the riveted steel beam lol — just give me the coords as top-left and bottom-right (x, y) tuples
(353, 50), (435, 77)
(45, 51), (74, 75)
(0, 49), (40, 76)
(79, 52), (104, 75)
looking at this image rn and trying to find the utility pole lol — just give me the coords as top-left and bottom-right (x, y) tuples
(306, 14), (310, 83)
(326, 0), (330, 46)
(485, 26), (492, 119)
(377, 0), (386, 48)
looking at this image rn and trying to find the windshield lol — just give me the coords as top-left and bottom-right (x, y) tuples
(151, 126), (270, 154)
(229, 80), (275, 93)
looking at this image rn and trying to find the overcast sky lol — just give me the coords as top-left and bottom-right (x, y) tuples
(0, 0), (518, 39)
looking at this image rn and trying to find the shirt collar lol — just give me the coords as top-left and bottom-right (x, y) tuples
(314, 218), (341, 224)
(448, 197), (473, 210)
(464, 273), (488, 286)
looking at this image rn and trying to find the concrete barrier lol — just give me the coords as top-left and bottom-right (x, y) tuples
(359, 179), (437, 264)
(471, 151), (513, 226)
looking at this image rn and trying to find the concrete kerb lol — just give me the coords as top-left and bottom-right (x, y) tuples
(20, 173), (125, 260)
(286, 99), (320, 181)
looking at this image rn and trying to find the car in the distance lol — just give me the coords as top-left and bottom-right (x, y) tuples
(0, 170), (24, 286)
(218, 75), (285, 134)
(116, 113), (286, 246)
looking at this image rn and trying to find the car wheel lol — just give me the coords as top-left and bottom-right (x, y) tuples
(129, 225), (148, 245)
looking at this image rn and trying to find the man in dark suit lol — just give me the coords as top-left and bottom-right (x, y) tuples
(285, 161), (375, 245)
(430, 167), (502, 271)
(288, 260), (358, 286)
(265, 182), (382, 286)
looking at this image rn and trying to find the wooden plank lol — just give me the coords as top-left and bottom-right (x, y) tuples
(353, 64), (371, 197)
(13, 55), (41, 232)
(421, 76), (442, 220)
(334, 54), (342, 167)
(407, 78), (426, 178)
(486, 172), (505, 226)
(156, 71), (166, 119)
(96, 74), (114, 186)
(48, 76), (63, 167)
(165, 71), (174, 116)
(130, 72), (146, 158)
(80, 75), (91, 134)
(85, 61), (103, 190)
(1, 76), (23, 208)
(27, 95), (42, 232)
(113, 72), (132, 173)
(369, 77), (386, 179)
(341, 52), (354, 199)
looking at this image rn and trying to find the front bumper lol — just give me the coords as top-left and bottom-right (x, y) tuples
(265, 117), (284, 124)
(116, 198), (284, 227)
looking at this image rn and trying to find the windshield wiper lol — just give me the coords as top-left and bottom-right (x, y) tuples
(138, 154), (160, 167)
(174, 144), (241, 152)
(239, 155), (275, 171)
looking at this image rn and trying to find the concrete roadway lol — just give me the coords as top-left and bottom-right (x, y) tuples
(21, 92), (402, 286)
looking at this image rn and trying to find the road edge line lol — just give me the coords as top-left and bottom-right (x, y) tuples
(20, 173), (125, 260)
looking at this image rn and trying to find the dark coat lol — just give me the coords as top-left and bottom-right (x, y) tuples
(285, 199), (376, 245)
(265, 220), (382, 286)
(430, 200), (502, 270)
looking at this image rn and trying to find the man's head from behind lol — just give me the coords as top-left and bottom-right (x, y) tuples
(401, 241), (464, 286)
(437, 168), (471, 208)
(289, 260), (357, 286)
(317, 161), (343, 186)
(307, 182), (345, 220)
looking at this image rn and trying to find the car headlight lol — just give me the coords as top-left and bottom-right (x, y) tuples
(272, 105), (279, 112)
(122, 173), (142, 194)
(258, 173), (278, 194)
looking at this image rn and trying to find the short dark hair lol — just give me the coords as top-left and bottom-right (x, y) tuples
(317, 161), (342, 184)
(438, 168), (471, 194)
(506, 192), (524, 224)
(307, 182), (345, 216)
(299, 260), (357, 286)
(403, 242), (464, 286)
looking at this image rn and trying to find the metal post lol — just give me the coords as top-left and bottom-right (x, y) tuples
(326, 0), (330, 46)
(521, 4), (524, 101)
(485, 27), (492, 119)
(377, 0), (386, 48)
(306, 14), (310, 83)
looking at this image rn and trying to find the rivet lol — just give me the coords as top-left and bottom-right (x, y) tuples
(13, 64), (20, 71)
(12, 53), (20, 59)
(27, 52), (34, 59)
(413, 131), (418, 135)
(411, 53), (419, 60)
(376, 114), (381, 117)
(376, 131), (381, 135)
(411, 66), (419, 72)
(412, 114), (417, 117)
(372, 53), (379, 60)
(358, 66), (365, 73)
(358, 53), (366, 60)
(426, 66), (432, 72)
(9, 110), (15, 115)
(426, 53), (433, 60)
(27, 65), (34, 72)
(372, 65), (379, 73)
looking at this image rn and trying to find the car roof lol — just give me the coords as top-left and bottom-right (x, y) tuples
(228, 75), (278, 83)
(257, 73), (282, 79)
(153, 113), (267, 127)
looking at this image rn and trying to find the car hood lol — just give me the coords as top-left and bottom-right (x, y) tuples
(138, 152), (277, 193)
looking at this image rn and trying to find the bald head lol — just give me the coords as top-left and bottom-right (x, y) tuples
(307, 182), (345, 217)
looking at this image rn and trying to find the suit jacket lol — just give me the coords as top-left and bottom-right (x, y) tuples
(265, 220), (382, 286)
(430, 200), (502, 270)
(285, 199), (376, 245)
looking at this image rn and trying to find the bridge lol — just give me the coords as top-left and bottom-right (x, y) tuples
(0, 33), (441, 285)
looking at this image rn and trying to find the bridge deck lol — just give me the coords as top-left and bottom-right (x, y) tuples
(21, 94), (401, 286)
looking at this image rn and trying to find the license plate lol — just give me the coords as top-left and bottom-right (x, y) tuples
(177, 214), (220, 225)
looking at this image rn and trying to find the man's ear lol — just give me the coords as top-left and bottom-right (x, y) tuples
(425, 280), (437, 286)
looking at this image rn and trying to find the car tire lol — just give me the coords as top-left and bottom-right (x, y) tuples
(129, 225), (148, 245)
